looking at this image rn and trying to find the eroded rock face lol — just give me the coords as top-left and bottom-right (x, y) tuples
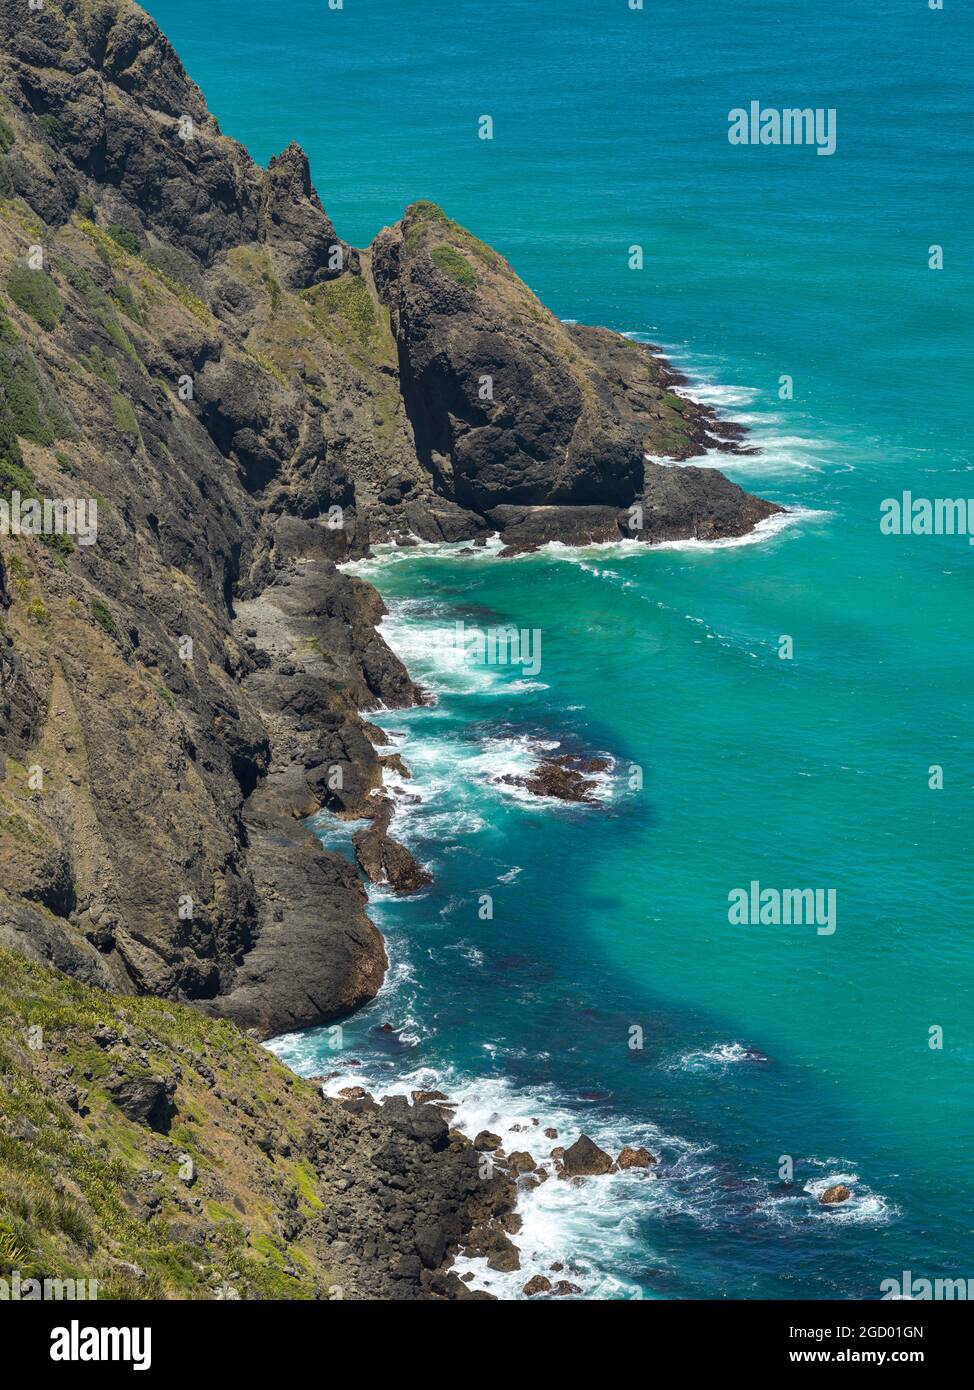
(106, 1075), (175, 1133)
(0, 0), (780, 1042)
(372, 204), (647, 511)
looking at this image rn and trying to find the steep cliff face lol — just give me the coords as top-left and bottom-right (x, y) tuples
(0, 0), (778, 1039)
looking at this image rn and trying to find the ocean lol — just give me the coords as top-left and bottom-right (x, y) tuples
(143, 0), (974, 1298)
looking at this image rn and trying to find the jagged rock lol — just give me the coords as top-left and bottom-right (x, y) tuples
(260, 142), (352, 291)
(560, 1135), (615, 1178)
(464, 1222), (521, 1273)
(820, 1184), (852, 1206)
(507, 1151), (537, 1175)
(0, 0), (785, 1307)
(523, 1275), (552, 1297)
(499, 753), (609, 804)
(106, 1076), (175, 1134)
(617, 1146), (658, 1170)
(473, 1131), (503, 1152)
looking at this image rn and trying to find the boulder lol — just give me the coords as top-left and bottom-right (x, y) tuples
(523, 1275), (552, 1297)
(617, 1145), (657, 1170)
(507, 1151), (537, 1175)
(560, 1135), (615, 1178)
(106, 1076), (175, 1134)
(820, 1184), (852, 1206)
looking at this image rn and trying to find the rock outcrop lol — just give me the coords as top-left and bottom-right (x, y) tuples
(0, 0), (780, 1045)
(559, 1134), (616, 1178)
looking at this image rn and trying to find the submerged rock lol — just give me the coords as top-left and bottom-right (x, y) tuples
(499, 753), (610, 804)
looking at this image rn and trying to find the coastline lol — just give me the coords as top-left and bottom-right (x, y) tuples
(260, 334), (863, 1296)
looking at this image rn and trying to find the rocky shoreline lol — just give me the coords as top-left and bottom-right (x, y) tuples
(0, 0), (786, 1298)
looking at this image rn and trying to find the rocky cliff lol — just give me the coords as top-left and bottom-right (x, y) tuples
(0, 0), (777, 1039)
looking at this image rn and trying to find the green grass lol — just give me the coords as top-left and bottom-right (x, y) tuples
(106, 224), (141, 256)
(430, 244), (478, 290)
(110, 281), (143, 324)
(0, 947), (336, 1300)
(110, 392), (140, 442)
(0, 305), (75, 445)
(85, 344), (118, 387)
(143, 243), (203, 296)
(302, 273), (382, 351)
(6, 264), (64, 332)
(90, 597), (119, 639)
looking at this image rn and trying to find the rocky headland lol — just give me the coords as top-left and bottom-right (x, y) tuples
(0, 0), (781, 1297)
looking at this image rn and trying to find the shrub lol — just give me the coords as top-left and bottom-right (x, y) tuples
(25, 598), (50, 627)
(90, 598), (118, 639)
(0, 117), (14, 153)
(6, 264), (64, 331)
(39, 531), (74, 563)
(110, 281), (143, 324)
(85, 345), (118, 387)
(0, 457), (36, 502)
(144, 244), (204, 297)
(430, 244), (477, 290)
(0, 308), (72, 444)
(106, 224), (141, 256)
(110, 393), (140, 441)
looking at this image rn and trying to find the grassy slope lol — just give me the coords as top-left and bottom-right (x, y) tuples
(0, 947), (338, 1300)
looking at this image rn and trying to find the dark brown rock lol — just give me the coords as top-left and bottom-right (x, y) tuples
(560, 1134), (615, 1178)
(523, 1275), (552, 1297)
(617, 1145), (658, 1170)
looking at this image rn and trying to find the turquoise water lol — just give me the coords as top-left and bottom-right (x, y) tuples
(144, 0), (974, 1297)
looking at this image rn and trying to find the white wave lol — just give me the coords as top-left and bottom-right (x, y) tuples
(341, 535), (505, 580)
(670, 1041), (770, 1073)
(652, 506), (829, 551)
(309, 1059), (710, 1300)
(759, 1166), (898, 1230)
